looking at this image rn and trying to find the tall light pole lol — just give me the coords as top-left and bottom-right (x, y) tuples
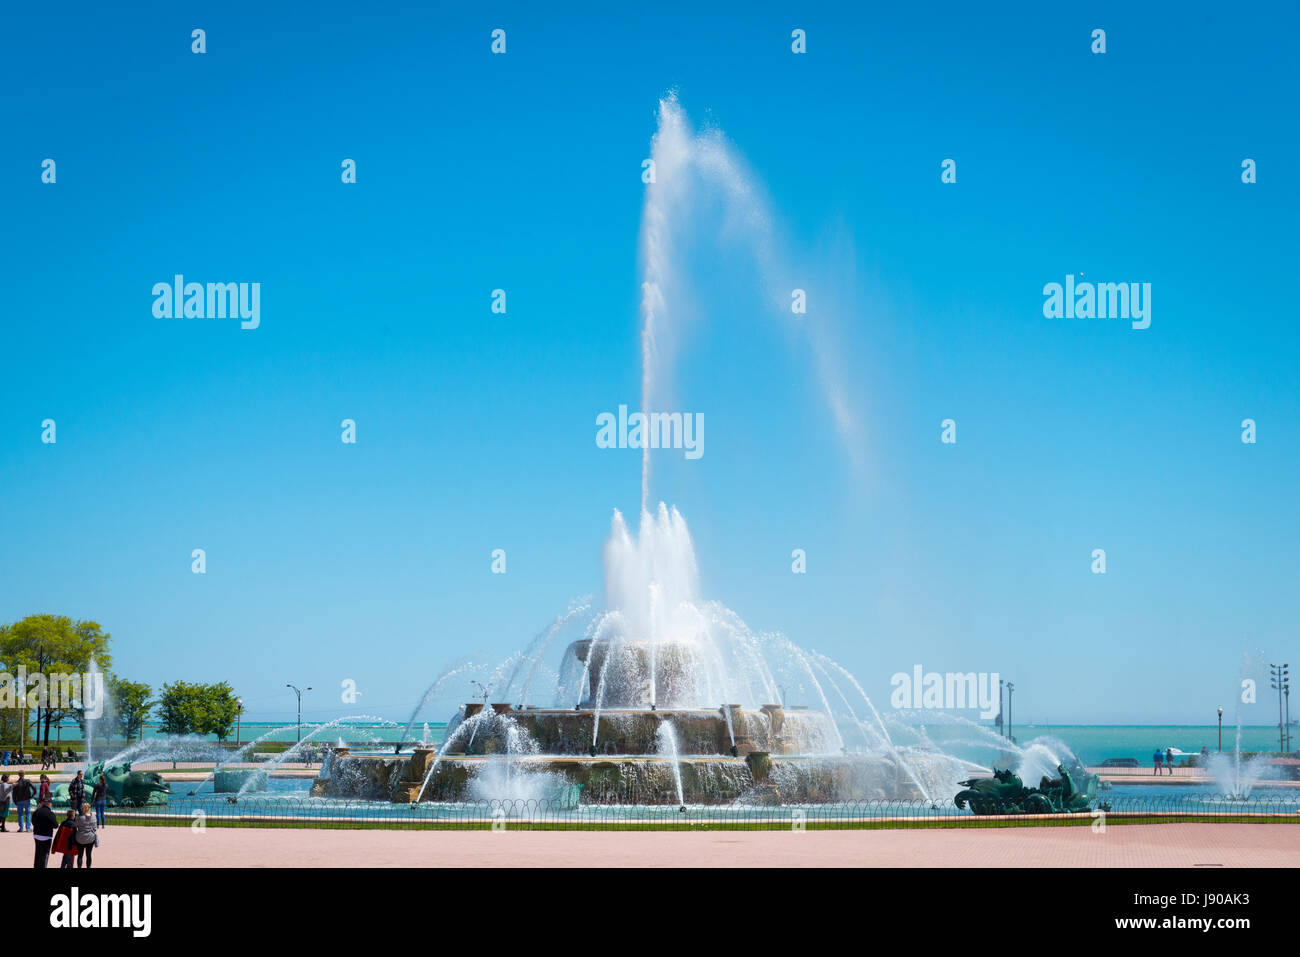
(1217, 707), (1223, 753)
(286, 684), (311, 743)
(1006, 682), (1015, 744)
(1275, 669), (1292, 753)
(998, 679), (1005, 738)
(235, 698), (243, 747)
(1270, 665), (1288, 753)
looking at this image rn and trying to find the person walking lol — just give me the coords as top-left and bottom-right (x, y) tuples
(1152, 748), (1163, 776)
(67, 769), (85, 814)
(37, 774), (51, 805)
(91, 773), (108, 828)
(31, 798), (57, 868)
(53, 810), (77, 869)
(73, 802), (97, 868)
(12, 772), (34, 832)
(0, 774), (11, 832)
(1165, 747), (1175, 776)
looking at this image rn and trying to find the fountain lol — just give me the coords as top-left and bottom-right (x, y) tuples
(310, 97), (981, 807)
(313, 505), (937, 806)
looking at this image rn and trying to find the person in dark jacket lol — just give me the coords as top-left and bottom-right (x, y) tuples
(91, 773), (108, 827)
(12, 773), (34, 832)
(31, 798), (57, 868)
(67, 770), (85, 812)
(37, 774), (51, 805)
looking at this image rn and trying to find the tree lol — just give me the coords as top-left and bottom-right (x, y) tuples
(0, 615), (113, 746)
(157, 680), (239, 741)
(156, 681), (204, 736)
(201, 682), (241, 741)
(108, 678), (154, 742)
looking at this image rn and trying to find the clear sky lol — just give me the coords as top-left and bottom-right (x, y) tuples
(1, 2), (1296, 725)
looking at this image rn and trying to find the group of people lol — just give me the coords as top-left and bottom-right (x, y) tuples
(1152, 746), (1179, 774)
(39, 747), (76, 770)
(0, 747), (76, 768)
(0, 768), (107, 867)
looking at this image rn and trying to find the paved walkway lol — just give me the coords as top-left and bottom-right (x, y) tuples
(2, 823), (1297, 868)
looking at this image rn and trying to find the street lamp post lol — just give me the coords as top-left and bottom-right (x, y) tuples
(235, 698), (243, 747)
(286, 684), (312, 743)
(1279, 686), (1289, 759)
(999, 679), (1005, 738)
(1217, 707), (1223, 752)
(1006, 682), (1015, 744)
(1270, 665), (1289, 754)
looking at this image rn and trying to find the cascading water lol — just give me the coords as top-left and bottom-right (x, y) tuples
(656, 721), (687, 808)
(721, 705), (736, 753)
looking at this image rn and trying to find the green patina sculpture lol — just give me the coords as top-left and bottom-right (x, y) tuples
(52, 761), (171, 808)
(954, 762), (1101, 815)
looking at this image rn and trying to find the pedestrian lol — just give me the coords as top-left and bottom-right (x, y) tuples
(1166, 747), (1175, 776)
(53, 810), (77, 869)
(37, 773), (51, 805)
(67, 769), (85, 813)
(92, 773), (108, 828)
(0, 774), (11, 832)
(1152, 748), (1163, 776)
(12, 772), (34, 832)
(31, 798), (57, 868)
(74, 802), (97, 868)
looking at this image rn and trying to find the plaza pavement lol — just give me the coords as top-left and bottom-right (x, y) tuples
(2, 822), (1297, 868)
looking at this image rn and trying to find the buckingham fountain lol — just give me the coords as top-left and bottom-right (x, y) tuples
(312, 98), (977, 809)
(312, 506), (953, 807)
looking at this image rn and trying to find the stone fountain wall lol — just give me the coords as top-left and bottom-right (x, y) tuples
(315, 750), (918, 805)
(458, 703), (833, 757)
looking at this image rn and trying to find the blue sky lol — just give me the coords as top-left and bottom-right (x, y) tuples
(1, 2), (1296, 725)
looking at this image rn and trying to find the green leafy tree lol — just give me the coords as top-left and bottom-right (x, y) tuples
(200, 682), (241, 741)
(157, 680), (204, 735)
(0, 615), (113, 746)
(109, 678), (155, 742)
(157, 680), (239, 740)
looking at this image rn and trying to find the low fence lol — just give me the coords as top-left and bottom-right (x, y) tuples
(106, 793), (1300, 831)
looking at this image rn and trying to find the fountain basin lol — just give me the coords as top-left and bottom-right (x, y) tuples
(314, 752), (919, 805)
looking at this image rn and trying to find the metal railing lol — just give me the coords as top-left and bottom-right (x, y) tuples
(103, 793), (1300, 831)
